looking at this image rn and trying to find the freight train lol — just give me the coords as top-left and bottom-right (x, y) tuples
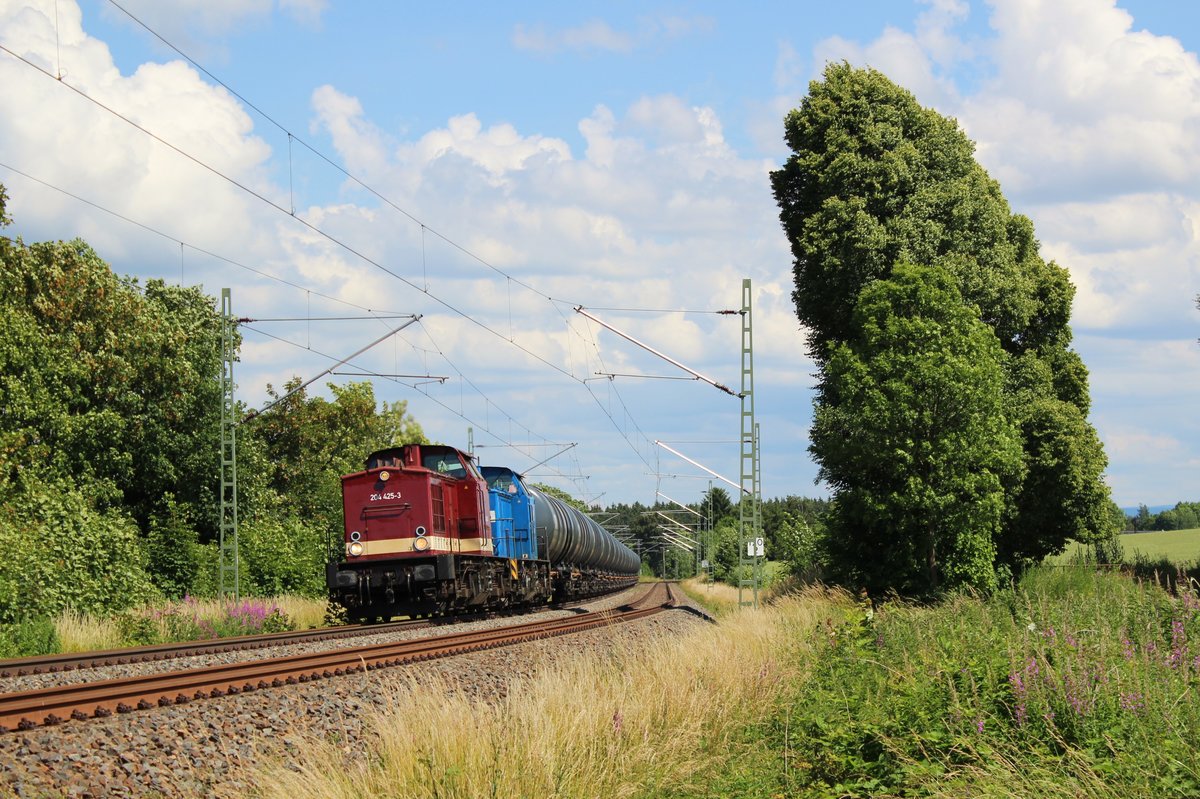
(325, 443), (640, 622)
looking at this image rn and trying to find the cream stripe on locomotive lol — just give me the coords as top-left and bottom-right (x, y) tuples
(353, 537), (496, 557)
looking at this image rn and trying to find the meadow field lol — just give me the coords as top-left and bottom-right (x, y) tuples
(1060, 528), (1200, 565)
(1119, 528), (1200, 562)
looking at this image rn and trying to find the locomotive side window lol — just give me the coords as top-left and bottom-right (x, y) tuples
(487, 474), (517, 493)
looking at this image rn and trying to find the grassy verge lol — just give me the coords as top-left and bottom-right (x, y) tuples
(40, 594), (329, 655)
(251, 587), (853, 798)
(714, 566), (1200, 797)
(680, 576), (742, 616)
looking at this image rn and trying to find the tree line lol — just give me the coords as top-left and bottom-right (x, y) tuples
(594, 488), (827, 584)
(1128, 502), (1200, 532)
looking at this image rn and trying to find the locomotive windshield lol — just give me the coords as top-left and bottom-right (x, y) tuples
(422, 450), (468, 478)
(365, 449), (406, 470)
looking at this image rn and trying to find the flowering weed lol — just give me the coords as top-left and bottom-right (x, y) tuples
(115, 594), (295, 645)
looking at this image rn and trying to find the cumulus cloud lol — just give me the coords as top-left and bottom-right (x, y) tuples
(298, 82), (799, 463)
(0, 0), (275, 252)
(964, 0), (1200, 201)
(810, 0), (971, 109)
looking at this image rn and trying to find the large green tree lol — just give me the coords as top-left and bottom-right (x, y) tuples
(772, 64), (1116, 593)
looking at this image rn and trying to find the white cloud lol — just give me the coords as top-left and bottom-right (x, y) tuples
(0, 0), (274, 250)
(811, 1), (968, 110)
(309, 85), (390, 176)
(963, 0), (1200, 201)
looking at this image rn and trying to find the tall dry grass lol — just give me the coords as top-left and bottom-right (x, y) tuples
(266, 595), (328, 630)
(679, 576), (742, 616)
(252, 587), (852, 799)
(54, 609), (124, 653)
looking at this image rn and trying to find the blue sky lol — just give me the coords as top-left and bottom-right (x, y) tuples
(1, 0), (1198, 512)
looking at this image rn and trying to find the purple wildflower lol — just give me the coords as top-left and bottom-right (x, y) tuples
(1168, 618), (1187, 670)
(1120, 692), (1145, 714)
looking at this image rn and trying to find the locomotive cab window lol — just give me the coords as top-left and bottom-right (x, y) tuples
(487, 474), (517, 493)
(366, 449), (406, 470)
(423, 451), (467, 477)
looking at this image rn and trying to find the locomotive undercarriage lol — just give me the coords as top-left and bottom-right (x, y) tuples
(328, 554), (638, 622)
(328, 554), (553, 622)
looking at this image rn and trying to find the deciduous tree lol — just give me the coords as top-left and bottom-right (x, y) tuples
(772, 65), (1116, 593)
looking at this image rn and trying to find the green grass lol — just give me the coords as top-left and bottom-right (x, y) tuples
(690, 565), (1200, 798)
(1059, 528), (1200, 565)
(1119, 528), (1200, 562)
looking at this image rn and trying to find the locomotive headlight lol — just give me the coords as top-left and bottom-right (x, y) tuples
(348, 541), (365, 557)
(413, 537), (430, 552)
(378, 470), (390, 482)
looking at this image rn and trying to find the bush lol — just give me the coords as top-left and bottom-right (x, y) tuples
(238, 514), (327, 597)
(0, 617), (59, 658)
(144, 495), (203, 599)
(0, 477), (158, 623)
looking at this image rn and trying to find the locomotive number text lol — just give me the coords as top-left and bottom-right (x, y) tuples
(369, 492), (402, 501)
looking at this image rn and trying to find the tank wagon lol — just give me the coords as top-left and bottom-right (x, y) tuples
(326, 443), (639, 621)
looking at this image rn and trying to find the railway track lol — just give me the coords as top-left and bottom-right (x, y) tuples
(0, 581), (679, 733)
